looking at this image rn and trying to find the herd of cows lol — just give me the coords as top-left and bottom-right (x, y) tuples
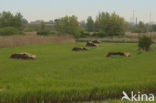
(72, 40), (100, 51)
(72, 40), (131, 57)
(9, 40), (131, 60)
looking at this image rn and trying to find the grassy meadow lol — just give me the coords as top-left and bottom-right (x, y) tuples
(0, 42), (156, 103)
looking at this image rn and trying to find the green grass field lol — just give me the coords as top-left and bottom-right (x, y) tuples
(81, 100), (156, 103)
(0, 42), (156, 103)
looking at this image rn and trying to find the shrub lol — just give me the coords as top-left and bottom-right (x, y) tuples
(97, 32), (107, 37)
(0, 27), (22, 35)
(49, 31), (56, 35)
(92, 32), (107, 37)
(138, 36), (153, 51)
(37, 30), (49, 36)
(37, 30), (56, 36)
(80, 31), (90, 38)
(92, 32), (97, 37)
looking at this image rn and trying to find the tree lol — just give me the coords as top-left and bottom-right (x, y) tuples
(151, 24), (156, 32)
(40, 21), (46, 31)
(95, 12), (111, 33)
(22, 18), (28, 25)
(131, 21), (147, 33)
(95, 12), (128, 36)
(37, 21), (50, 35)
(79, 20), (86, 31)
(109, 13), (129, 36)
(54, 16), (81, 38)
(86, 16), (94, 32)
(0, 11), (26, 30)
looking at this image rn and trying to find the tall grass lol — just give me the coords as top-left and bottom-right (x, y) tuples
(0, 32), (75, 47)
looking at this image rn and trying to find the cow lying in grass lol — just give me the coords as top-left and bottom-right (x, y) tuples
(72, 47), (88, 51)
(10, 52), (36, 59)
(91, 40), (101, 44)
(106, 52), (131, 57)
(86, 42), (97, 47)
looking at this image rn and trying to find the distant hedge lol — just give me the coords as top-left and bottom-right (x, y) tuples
(79, 31), (90, 38)
(37, 30), (49, 35)
(37, 30), (56, 36)
(0, 27), (23, 36)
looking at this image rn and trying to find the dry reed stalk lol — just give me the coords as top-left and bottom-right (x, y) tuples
(0, 32), (75, 48)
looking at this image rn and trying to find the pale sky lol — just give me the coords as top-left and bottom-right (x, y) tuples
(0, 0), (156, 22)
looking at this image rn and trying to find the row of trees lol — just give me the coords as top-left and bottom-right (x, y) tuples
(130, 21), (147, 33)
(86, 12), (129, 35)
(0, 11), (28, 35)
(0, 11), (28, 30)
(129, 21), (156, 33)
(1, 11), (155, 38)
(54, 12), (129, 38)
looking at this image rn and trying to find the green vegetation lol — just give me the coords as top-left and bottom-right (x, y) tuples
(37, 30), (50, 35)
(37, 21), (56, 35)
(24, 24), (40, 32)
(93, 12), (128, 36)
(95, 12), (128, 36)
(0, 10), (155, 103)
(138, 36), (153, 51)
(54, 16), (81, 38)
(0, 11), (26, 35)
(86, 16), (94, 32)
(151, 24), (156, 32)
(80, 12), (129, 38)
(0, 11), (27, 30)
(92, 32), (108, 37)
(81, 12), (129, 37)
(37, 21), (50, 35)
(0, 27), (23, 36)
(131, 21), (147, 33)
(0, 43), (156, 103)
(81, 99), (156, 103)
(79, 31), (90, 38)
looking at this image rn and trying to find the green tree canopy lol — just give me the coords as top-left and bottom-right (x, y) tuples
(79, 20), (86, 31)
(0, 11), (27, 30)
(131, 21), (147, 33)
(54, 16), (81, 38)
(40, 21), (46, 30)
(86, 16), (94, 32)
(151, 24), (156, 32)
(95, 12), (129, 36)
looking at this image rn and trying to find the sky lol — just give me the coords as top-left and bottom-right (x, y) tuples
(0, 0), (156, 23)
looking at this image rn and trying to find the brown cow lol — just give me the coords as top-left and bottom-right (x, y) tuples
(86, 42), (97, 47)
(92, 40), (101, 44)
(10, 52), (37, 59)
(106, 52), (131, 57)
(72, 47), (88, 51)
